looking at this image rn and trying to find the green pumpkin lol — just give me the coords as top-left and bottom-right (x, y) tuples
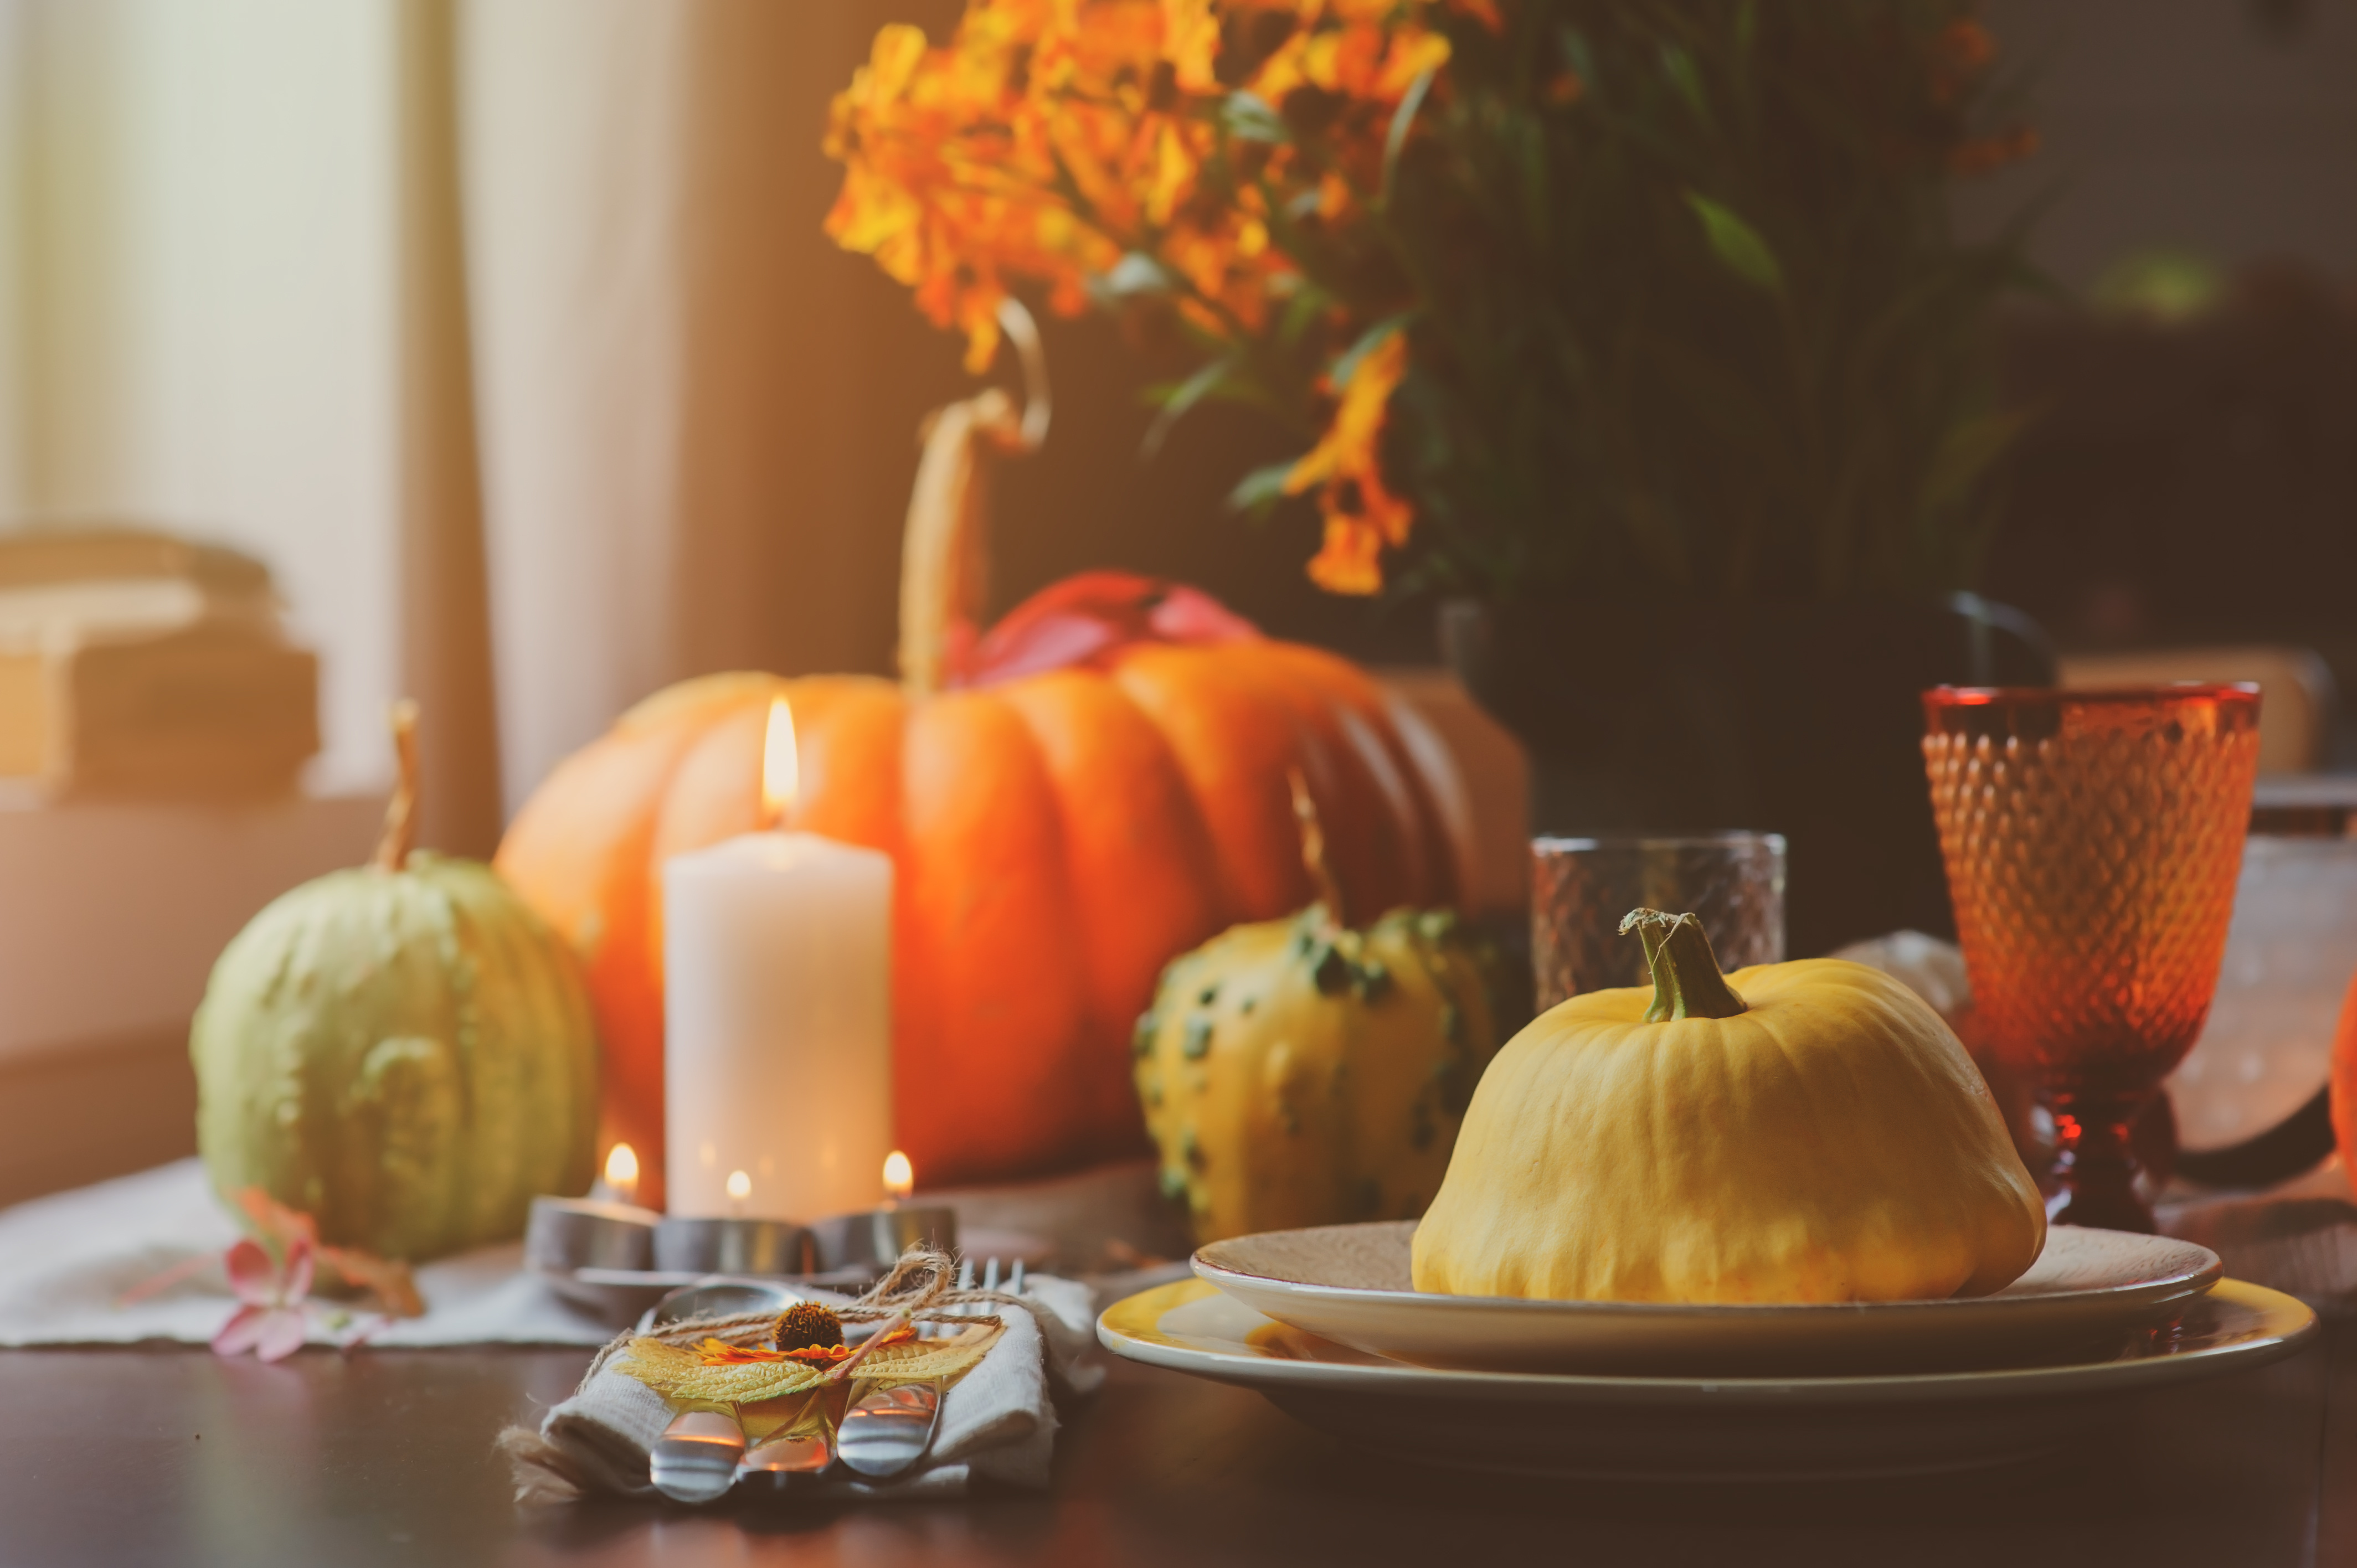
(1134, 902), (1500, 1245)
(192, 709), (599, 1261)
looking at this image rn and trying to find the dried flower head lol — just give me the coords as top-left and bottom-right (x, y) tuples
(773, 1301), (847, 1353)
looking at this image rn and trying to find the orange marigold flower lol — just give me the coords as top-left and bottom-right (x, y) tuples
(1308, 511), (1387, 596)
(1929, 17), (1996, 107)
(827, 0), (1449, 586)
(1164, 0), (1223, 89)
(1286, 328), (1413, 594)
(1937, 18), (1996, 75)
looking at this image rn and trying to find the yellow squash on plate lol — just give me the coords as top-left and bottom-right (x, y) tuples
(1412, 909), (2044, 1303)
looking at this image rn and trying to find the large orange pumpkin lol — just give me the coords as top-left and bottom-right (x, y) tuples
(496, 385), (1476, 1202)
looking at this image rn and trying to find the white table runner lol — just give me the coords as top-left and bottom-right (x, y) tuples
(0, 1159), (622, 1347)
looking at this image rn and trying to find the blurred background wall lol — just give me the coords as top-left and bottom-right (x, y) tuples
(1960, 0), (2357, 287)
(1963, 0), (2357, 767)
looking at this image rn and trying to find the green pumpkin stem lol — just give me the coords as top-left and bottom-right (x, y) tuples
(1618, 909), (1747, 1022)
(372, 699), (422, 873)
(1287, 767), (1344, 928)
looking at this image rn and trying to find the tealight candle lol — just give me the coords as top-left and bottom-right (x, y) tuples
(589, 1142), (641, 1206)
(651, 1214), (814, 1276)
(524, 1194), (658, 1273)
(807, 1150), (958, 1271)
(663, 698), (894, 1219)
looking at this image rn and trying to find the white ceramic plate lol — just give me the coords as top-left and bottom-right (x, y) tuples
(1192, 1221), (2222, 1375)
(1099, 1276), (2314, 1481)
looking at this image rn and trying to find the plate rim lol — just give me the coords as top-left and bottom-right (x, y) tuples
(1098, 1277), (2319, 1407)
(1190, 1219), (2222, 1321)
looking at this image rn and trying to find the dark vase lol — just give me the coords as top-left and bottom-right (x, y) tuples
(1439, 594), (2055, 959)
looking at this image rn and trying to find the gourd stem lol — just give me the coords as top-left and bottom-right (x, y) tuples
(1288, 768), (1345, 925)
(897, 298), (1051, 697)
(373, 699), (421, 873)
(1618, 908), (1747, 1022)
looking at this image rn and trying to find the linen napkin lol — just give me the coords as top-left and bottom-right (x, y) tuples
(501, 1270), (1102, 1502)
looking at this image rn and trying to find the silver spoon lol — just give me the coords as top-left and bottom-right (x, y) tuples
(647, 1407), (745, 1503)
(836, 1382), (941, 1479)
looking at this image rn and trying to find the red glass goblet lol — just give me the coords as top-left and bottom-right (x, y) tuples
(1923, 685), (2261, 1232)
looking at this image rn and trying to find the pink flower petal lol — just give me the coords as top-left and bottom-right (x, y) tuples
(223, 1240), (279, 1306)
(281, 1239), (315, 1304)
(251, 1307), (309, 1363)
(212, 1303), (268, 1356)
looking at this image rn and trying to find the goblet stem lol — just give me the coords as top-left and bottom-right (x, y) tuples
(2045, 1094), (2155, 1234)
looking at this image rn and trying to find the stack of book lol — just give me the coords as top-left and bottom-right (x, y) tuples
(0, 528), (318, 800)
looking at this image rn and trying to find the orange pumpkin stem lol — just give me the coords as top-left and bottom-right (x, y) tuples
(372, 699), (422, 873)
(1619, 908), (1746, 1022)
(898, 299), (1052, 697)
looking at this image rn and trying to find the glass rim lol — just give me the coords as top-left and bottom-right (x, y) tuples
(1532, 831), (1788, 854)
(1923, 682), (2261, 709)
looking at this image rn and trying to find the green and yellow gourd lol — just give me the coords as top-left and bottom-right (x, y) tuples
(1414, 909), (2044, 1303)
(191, 705), (599, 1261)
(1134, 778), (1499, 1244)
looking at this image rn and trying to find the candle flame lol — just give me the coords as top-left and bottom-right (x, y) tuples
(883, 1150), (914, 1201)
(603, 1142), (639, 1195)
(761, 697), (799, 826)
(727, 1169), (752, 1203)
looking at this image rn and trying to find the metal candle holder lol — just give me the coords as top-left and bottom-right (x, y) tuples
(524, 1196), (660, 1273)
(807, 1205), (958, 1272)
(652, 1216), (815, 1276)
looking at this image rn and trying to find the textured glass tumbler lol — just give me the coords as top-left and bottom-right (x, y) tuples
(1924, 685), (2262, 1232)
(1531, 833), (1787, 1010)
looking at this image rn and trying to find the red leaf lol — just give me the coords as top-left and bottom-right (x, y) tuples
(948, 571), (1261, 689)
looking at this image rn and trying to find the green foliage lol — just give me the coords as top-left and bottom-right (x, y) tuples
(1150, 0), (2039, 604)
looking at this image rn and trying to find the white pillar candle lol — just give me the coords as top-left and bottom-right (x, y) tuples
(661, 700), (894, 1219)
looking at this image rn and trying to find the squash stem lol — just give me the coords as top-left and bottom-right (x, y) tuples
(1618, 909), (1747, 1022)
(1286, 768), (1345, 926)
(372, 699), (421, 873)
(896, 300), (1050, 697)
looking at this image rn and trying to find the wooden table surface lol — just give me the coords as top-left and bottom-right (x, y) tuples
(2, 1321), (2348, 1568)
